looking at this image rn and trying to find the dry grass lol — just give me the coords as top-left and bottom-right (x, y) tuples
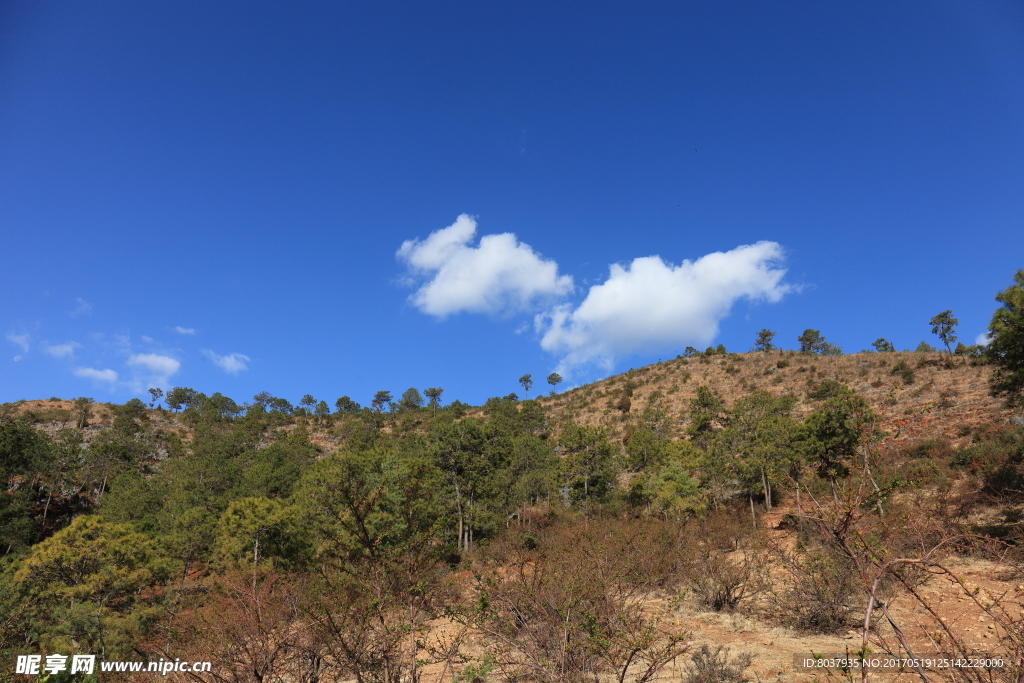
(537, 351), (1012, 453)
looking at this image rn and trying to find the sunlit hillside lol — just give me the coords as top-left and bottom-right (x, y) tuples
(2, 349), (1023, 683)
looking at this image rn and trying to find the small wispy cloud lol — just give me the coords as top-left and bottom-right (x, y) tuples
(74, 367), (118, 383)
(127, 353), (181, 389)
(43, 341), (81, 359)
(6, 333), (30, 353)
(202, 349), (250, 374)
(975, 332), (992, 346)
(71, 298), (93, 318)
(175, 326), (196, 335)
(13, 356), (23, 362)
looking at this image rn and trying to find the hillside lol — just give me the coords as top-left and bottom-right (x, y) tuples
(3, 350), (1023, 683)
(8, 350), (1014, 457)
(539, 350), (1014, 452)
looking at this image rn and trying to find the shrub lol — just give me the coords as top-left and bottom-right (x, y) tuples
(946, 423), (1019, 479)
(904, 438), (955, 461)
(937, 388), (955, 408)
(806, 379), (851, 401)
(890, 359), (915, 385)
(949, 425), (1024, 494)
(688, 550), (758, 612)
(462, 519), (691, 683)
(819, 342), (844, 356)
(683, 517), (767, 612)
(681, 645), (755, 683)
(770, 544), (859, 633)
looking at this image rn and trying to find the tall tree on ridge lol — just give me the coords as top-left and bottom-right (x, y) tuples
(518, 374), (533, 399)
(753, 329), (776, 352)
(929, 310), (959, 363)
(423, 388), (444, 414)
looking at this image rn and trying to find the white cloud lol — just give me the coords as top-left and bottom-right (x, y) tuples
(71, 298), (93, 317)
(6, 333), (30, 353)
(43, 342), (81, 359)
(75, 367), (119, 383)
(13, 355), (23, 362)
(976, 332), (992, 346)
(175, 326), (196, 335)
(397, 214), (573, 317)
(202, 350), (250, 374)
(397, 216), (794, 377)
(141, 335), (155, 343)
(128, 353), (181, 388)
(536, 241), (792, 373)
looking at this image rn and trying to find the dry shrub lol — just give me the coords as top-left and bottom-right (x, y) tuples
(680, 644), (755, 683)
(160, 563), (451, 683)
(682, 513), (768, 613)
(770, 543), (859, 633)
(880, 438), (956, 489)
(301, 566), (450, 683)
(787, 466), (1024, 679)
(686, 547), (764, 613)
(157, 570), (326, 683)
(872, 537), (1024, 683)
(890, 360), (916, 385)
(458, 517), (691, 683)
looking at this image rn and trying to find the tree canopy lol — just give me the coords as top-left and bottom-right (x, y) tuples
(929, 309), (959, 360)
(871, 338), (895, 353)
(753, 329), (776, 352)
(798, 329), (826, 354)
(987, 269), (1024, 407)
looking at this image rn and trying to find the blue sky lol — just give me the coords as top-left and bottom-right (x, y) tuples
(2, 1), (1023, 407)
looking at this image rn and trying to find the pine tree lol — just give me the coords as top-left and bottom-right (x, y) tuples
(753, 329), (776, 352)
(518, 374), (534, 398)
(424, 387), (444, 414)
(871, 338), (895, 353)
(929, 310), (959, 362)
(797, 329), (826, 354)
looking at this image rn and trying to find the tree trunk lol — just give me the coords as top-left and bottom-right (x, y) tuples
(760, 467), (771, 512)
(408, 597), (418, 683)
(457, 514), (463, 553)
(42, 491), (52, 530)
(863, 444), (885, 519)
